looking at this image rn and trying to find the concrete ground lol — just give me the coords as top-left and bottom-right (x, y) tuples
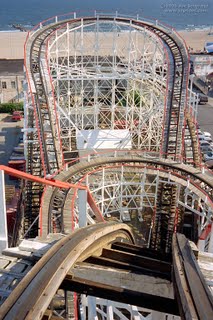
(0, 113), (23, 184)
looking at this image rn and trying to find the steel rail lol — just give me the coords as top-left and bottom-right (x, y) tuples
(0, 222), (134, 320)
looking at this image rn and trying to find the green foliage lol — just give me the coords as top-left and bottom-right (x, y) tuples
(118, 90), (142, 107)
(133, 90), (142, 107)
(0, 102), (24, 113)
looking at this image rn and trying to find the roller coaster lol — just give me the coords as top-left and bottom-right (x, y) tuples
(0, 12), (213, 319)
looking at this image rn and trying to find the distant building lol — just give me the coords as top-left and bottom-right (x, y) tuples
(190, 54), (213, 77)
(205, 42), (213, 54)
(0, 59), (24, 103)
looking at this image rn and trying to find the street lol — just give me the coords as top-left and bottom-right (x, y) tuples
(197, 99), (213, 136)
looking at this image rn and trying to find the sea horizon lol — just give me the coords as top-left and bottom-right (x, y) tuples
(0, 0), (212, 32)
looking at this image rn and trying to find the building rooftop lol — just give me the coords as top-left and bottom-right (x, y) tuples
(0, 59), (24, 76)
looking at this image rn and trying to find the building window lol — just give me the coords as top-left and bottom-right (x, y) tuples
(11, 81), (16, 89)
(2, 82), (7, 89)
(21, 80), (24, 89)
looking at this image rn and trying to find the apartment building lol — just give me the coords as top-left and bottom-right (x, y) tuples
(0, 59), (24, 103)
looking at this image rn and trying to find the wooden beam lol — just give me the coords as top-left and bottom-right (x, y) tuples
(69, 262), (174, 298)
(61, 269), (179, 315)
(111, 242), (172, 262)
(85, 255), (171, 280)
(173, 233), (213, 320)
(101, 248), (171, 273)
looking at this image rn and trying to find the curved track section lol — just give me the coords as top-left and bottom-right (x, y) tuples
(0, 222), (134, 320)
(25, 15), (189, 169)
(41, 153), (213, 246)
(24, 14), (192, 239)
(0, 226), (212, 320)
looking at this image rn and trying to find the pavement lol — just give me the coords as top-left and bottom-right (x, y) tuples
(197, 95), (213, 137)
(0, 113), (23, 184)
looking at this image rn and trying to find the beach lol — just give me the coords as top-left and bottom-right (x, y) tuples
(0, 31), (27, 59)
(179, 29), (213, 53)
(0, 29), (212, 60)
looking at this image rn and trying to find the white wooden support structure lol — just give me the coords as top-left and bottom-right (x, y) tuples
(208, 224), (213, 253)
(0, 170), (8, 253)
(78, 189), (88, 228)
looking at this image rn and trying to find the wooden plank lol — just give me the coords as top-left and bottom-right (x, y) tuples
(177, 234), (213, 320)
(5, 262), (27, 273)
(111, 241), (172, 261)
(18, 240), (51, 253)
(173, 234), (213, 320)
(0, 259), (10, 269)
(172, 235), (198, 320)
(101, 248), (171, 273)
(70, 262), (174, 298)
(86, 255), (171, 280)
(61, 275), (179, 316)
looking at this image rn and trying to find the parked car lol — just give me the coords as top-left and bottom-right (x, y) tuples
(198, 93), (208, 104)
(120, 207), (131, 222)
(205, 160), (213, 169)
(199, 141), (213, 153)
(203, 131), (212, 138)
(203, 152), (213, 161)
(199, 135), (206, 141)
(12, 111), (22, 121)
(204, 136), (213, 144)
(200, 140), (213, 148)
(200, 141), (211, 147)
(200, 146), (213, 154)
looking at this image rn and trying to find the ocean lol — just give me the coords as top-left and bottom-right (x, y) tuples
(0, 0), (212, 31)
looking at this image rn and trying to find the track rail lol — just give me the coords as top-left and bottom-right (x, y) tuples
(24, 16), (190, 233)
(0, 222), (134, 320)
(173, 233), (213, 320)
(41, 155), (213, 238)
(0, 227), (212, 319)
(25, 16), (188, 171)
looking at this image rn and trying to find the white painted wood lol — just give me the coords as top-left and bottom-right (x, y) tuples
(208, 224), (213, 253)
(18, 239), (51, 252)
(78, 190), (87, 227)
(72, 263), (174, 299)
(0, 170), (8, 253)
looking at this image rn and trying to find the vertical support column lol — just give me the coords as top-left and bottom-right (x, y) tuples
(208, 223), (213, 253)
(107, 302), (114, 320)
(65, 290), (75, 320)
(87, 296), (97, 320)
(119, 165), (124, 220)
(101, 168), (105, 214)
(0, 170), (8, 253)
(78, 189), (87, 227)
(111, 19), (117, 129)
(80, 18), (84, 130)
(23, 72), (28, 162)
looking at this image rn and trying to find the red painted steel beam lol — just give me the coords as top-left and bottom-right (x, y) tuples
(87, 190), (105, 222)
(0, 165), (87, 190)
(199, 224), (212, 240)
